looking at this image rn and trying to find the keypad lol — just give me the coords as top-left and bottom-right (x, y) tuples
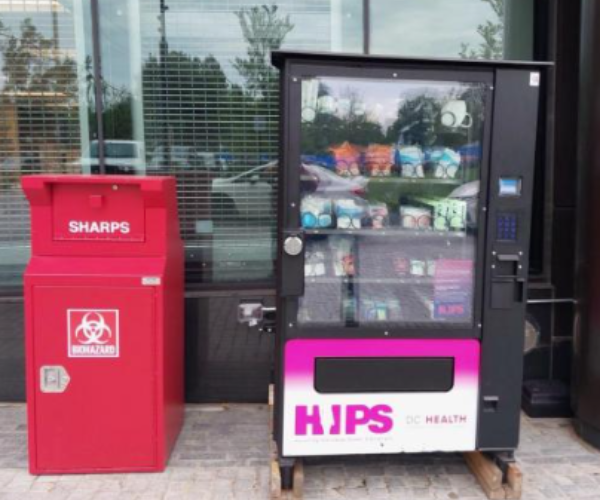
(497, 213), (518, 241)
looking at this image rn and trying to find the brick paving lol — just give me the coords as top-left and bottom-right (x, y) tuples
(1, 403), (599, 499)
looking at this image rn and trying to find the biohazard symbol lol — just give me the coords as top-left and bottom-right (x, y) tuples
(74, 312), (112, 345)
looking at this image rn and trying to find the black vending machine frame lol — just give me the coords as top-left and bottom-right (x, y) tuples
(272, 51), (550, 464)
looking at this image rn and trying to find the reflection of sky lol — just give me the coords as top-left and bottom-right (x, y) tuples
(316, 77), (472, 131)
(98, 1), (132, 89)
(370, 0), (497, 57)
(0, 1), (498, 96)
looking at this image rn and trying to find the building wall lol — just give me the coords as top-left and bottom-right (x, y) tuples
(0, 0), (542, 402)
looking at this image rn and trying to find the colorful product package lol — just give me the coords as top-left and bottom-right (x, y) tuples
(342, 297), (358, 323)
(329, 141), (362, 177)
(305, 250), (326, 277)
(410, 260), (427, 276)
(335, 199), (366, 229)
(394, 256), (410, 276)
(408, 196), (467, 232)
(397, 145), (425, 178)
(331, 236), (355, 277)
(361, 299), (402, 322)
(301, 195), (333, 229)
(369, 203), (389, 229)
(365, 144), (394, 177)
(427, 148), (462, 179)
(400, 205), (432, 229)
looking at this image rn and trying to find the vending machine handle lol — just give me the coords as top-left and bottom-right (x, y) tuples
(280, 230), (305, 298)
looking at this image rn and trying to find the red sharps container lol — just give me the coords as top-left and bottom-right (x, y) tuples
(22, 175), (184, 474)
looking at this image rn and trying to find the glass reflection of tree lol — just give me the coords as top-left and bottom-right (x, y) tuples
(141, 3), (294, 272)
(234, 5), (293, 166)
(459, 0), (505, 59)
(142, 52), (242, 159)
(234, 5), (292, 100)
(387, 87), (486, 150)
(84, 55), (134, 142)
(386, 96), (440, 148)
(302, 85), (386, 157)
(142, 4), (294, 166)
(0, 18), (78, 188)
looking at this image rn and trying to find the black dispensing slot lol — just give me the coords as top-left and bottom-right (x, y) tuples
(494, 254), (520, 278)
(314, 357), (455, 394)
(491, 279), (525, 309)
(491, 253), (525, 309)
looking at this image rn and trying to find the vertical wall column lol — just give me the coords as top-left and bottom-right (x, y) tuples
(573, 0), (600, 449)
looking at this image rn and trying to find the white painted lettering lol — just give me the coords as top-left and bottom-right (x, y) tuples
(67, 220), (132, 235)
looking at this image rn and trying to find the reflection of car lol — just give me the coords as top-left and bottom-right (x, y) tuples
(211, 161), (277, 219)
(149, 147), (227, 172)
(210, 161), (368, 220)
(300, 154), (335, 170)
(300, 163), (368, 197)
(82, 140), (145, 175)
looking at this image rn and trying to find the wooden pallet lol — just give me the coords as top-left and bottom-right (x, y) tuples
(464, 452), (523, 500)
(269, 385), (304, 500)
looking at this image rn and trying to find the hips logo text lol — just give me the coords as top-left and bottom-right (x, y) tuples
(68, 220), (130, 235)
(295, 404), (393, 436)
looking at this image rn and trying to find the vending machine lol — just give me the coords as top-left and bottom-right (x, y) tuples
(270, 50), (549, 486)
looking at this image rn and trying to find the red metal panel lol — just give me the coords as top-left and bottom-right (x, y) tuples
(21, 175), (180, 258)
(52, 183), (146, 242)
(22, 175), (184, 475)
(30, 286), (157, 473)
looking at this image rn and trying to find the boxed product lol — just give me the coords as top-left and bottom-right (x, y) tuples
(410, 260), (427, 276)
(329, 141), (362, 177)
(400, 205), (432, 230)
(397, 145), (425, 178)
(408, 196), (467, 232)
(365, 144), (394, 177)
(361, 299), (402, 322)
(331, 237), (355, 277)
(394, 256), (410, 276)
(427, 148), (462, 179)
(335, 199), (366, 229)
(305, 250), (326, 277)
(301, 195), (333, 229)
(369, 203), (389, 229)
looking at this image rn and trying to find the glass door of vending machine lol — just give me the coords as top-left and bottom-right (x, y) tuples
(296, 77), (488, 330)
(272, 51), (547, 480)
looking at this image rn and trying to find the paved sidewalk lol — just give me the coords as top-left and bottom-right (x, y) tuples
(0, 403), (599, 499)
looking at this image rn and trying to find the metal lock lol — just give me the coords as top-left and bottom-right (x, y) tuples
(284, 235), (303, 256)
(238, 302), (264, 326)
(40, 366), (71, 393)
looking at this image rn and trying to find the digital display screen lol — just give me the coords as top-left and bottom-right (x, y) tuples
(499, 177), (522, 197)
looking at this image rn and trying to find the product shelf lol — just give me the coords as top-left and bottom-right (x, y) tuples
(304, 228), (468, 238)
(305, 276), (435, 285)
